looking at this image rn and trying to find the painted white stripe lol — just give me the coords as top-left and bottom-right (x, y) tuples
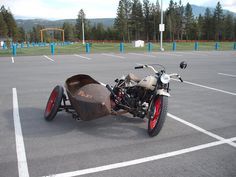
(74, 54), (91, 60)
(102, 53), (125, 59)
(43, 137), (236, 177)
(156, 52), (182, 57)
(129, 53), (156, 58)
(43, 55), (54, 62)
(12, 57), (15, 63)
(13, 88), (30, 177)
(172, 78), (236, 96)
(218, 73), (236, 78)
(167, 113), (236, 147)
(175, 51), (207, 56)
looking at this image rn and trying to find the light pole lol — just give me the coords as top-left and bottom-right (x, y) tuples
(160, 0), (164, 51)
(82, 18), (85, 45)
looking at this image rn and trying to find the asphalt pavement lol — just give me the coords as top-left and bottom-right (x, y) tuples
(0, 50), (236, 177)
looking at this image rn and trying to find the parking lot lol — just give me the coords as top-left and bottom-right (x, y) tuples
(0, 51), (236, 177)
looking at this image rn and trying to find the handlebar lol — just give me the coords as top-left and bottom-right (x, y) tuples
(134, 66), (144, 69)
(135, 65), (184, 82)
(134, 65), (158, 73)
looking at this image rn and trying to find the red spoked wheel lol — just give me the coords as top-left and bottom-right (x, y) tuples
(147, 96), (168, 137)
(44, 85), (64, 121)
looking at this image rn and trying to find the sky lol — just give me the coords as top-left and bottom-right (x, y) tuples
(1, 0), (236, 20)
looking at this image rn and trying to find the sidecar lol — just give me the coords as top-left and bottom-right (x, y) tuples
(44, 74), (111, 121)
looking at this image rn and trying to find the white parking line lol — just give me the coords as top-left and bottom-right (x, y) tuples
(175, 51), (207, 56)
(102, 53), (126, 59)
(13, 88), (29, 177)
(74, 54), (92, 60)
(12, 57), (15, 63)
(167, 113), (236, 148)
(218, 73), (236, 78)
(43, 137), (236, 177)
(154, 52), (182, 57)
(43, 55), (54, 62)
(172, 78), (236, 96)
(129, 53), (156, 58)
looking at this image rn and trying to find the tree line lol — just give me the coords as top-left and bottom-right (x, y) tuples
(0, 1), (236, 43)
(114, 0), (236, 42)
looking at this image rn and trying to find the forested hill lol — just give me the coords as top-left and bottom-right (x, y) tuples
(16, 18), (115, 32)
(191, 4), (236, 17)
(16, 4), (235, 32)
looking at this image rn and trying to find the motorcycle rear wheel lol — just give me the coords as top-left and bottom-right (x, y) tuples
(44, 85), (64, 121)
(147, 95), (168, 137)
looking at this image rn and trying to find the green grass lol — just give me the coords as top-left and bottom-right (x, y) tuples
(0, 42), (235, 57)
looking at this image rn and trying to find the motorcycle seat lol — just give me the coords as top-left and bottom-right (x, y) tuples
(126, 73), (141, 82)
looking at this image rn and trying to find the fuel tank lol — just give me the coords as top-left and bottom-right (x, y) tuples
(137, 76), (157, 90)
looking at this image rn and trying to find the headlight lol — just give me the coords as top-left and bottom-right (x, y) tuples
(160, 73), (170, 84)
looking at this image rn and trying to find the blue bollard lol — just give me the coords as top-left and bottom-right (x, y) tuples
(50, 43), (55, 55)
(233, 42), (236, 50)
(21, 43), (24, 48)
(147, 42), (152, 52)
(3, 42), (6, 49)
(12, 44), (16, 56)
(194, 42), (199, 51)
(120, 42), (124, 53)
(86, 43), (90, 53)
(215, 42), (219, 50)
(27, 42), (30, 48)
(172, 42), (176, 51)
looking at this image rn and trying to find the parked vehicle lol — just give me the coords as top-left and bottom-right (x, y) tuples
(44, 61), (187, 137)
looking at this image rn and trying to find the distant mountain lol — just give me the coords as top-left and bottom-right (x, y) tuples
(16, 18), (115, 32)
(190, 4), (236, 17)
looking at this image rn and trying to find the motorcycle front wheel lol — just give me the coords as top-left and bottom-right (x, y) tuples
(147, 95), (168, 137)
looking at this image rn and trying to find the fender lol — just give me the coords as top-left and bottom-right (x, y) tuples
(156, 89), (170, 97)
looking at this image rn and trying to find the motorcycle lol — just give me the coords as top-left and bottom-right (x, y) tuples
(44, 61), (187, 137)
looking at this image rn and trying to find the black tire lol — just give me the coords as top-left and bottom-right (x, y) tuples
(44, 85), (64, 121)
(147, 95), (168, 137)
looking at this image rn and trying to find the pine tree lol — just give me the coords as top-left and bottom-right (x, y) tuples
(17, 27), (25, 42)
(150, 0), (160, 42)
(224, 13), (234, 40)
(143, 0), (151, 41)
(202, 8), (213, 40)
(114, 0), (126, 41)
(75, 9), (87, 40)
(197, 14), (204, 40)
(63, 22), (74, 41)
(130, 0), (144, 40)
(1, 6), (18, 41)
(184, 3), (194, 40)
(0, 12), (8, 37)
(214, 2), (224, 41)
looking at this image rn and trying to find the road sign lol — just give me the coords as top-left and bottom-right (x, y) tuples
(159, 24), (165, 32)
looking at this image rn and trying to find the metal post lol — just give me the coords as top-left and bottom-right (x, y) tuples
(12, 44), (16, 56)
(82, 19), (85, 45)
(233, 42), (236, 50)
(3, 42), (6, 49)
(50, 43), (55, 55)
(120, 42), (124, 53)
(86, 43), (90, 53)
(215, 42), (219, 50)
(194, 42), (199, 51)
(148, 42), (152, 52)
(173, 42), (176, 51)
(160, 0), (164, 51)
